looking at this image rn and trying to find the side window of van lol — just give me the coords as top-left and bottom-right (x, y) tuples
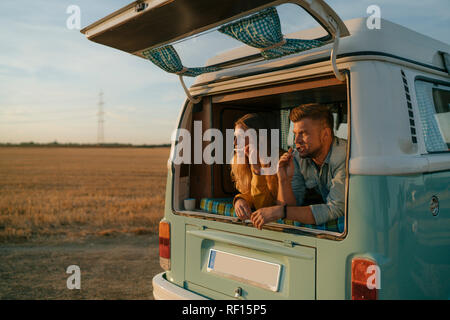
(415, 80), (450, 152)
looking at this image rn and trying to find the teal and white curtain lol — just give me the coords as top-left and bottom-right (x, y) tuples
(280, 109), (292, 151)
(415, 80), (447, 152)
(142, 45), (220, 77)
(143, 7), (326, 77)
(218, 7), (324, 60)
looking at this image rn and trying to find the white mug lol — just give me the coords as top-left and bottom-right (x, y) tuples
(184, 198), (196, 211)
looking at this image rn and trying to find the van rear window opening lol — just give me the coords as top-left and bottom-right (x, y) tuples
(171, 78), (348, 234)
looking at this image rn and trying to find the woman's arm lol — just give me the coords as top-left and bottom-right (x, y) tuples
(233, 193), (253, 220)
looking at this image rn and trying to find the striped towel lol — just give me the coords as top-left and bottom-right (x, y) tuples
(200, 198), (236, 217)
(200, 198), (344, 232)
(276, 216), (345, 233)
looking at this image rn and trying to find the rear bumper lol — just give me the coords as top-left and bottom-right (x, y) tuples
(152, 272), (208, 300)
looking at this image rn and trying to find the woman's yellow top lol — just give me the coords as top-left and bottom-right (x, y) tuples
(233, 173), (277, 210)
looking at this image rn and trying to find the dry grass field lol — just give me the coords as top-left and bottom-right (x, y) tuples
(0, 147), (169, 242)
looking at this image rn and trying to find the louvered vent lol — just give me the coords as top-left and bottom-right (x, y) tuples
(401, 70), (417, 144)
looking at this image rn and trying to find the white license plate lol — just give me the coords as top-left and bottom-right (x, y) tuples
(207, 249), (281, 292)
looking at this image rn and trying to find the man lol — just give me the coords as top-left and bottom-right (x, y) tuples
(251, 103), (347, 230)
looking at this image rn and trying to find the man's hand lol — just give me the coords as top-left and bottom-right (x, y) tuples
(251, 205), (284, 230)
(277, 148), (294, 182)
(234, 198), (252, 220)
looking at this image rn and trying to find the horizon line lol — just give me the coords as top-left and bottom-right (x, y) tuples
(0, 141), (171, 148)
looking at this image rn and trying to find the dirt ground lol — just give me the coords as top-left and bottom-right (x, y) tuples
(0, 234), (163, 300)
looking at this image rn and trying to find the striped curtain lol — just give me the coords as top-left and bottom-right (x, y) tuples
(415, 80), (447, 152)
(143, 7), (326, 77)
(142, 45), (221, 77)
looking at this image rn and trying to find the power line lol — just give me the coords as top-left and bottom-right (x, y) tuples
(97, 90), (105, 144)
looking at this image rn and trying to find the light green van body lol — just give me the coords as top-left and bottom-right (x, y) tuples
(162, 172), (449, 299)
(159, 19), (450, 300)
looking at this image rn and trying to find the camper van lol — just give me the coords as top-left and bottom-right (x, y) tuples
(82, 0), (450, 300)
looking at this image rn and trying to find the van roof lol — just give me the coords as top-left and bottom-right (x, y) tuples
(193, 18), (450, 85)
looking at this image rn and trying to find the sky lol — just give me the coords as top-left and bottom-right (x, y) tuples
(0, 0), (449, 145)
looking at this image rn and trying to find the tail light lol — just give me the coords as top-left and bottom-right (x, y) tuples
(159, 220), (171, 270)
(351, 258), (379, 300)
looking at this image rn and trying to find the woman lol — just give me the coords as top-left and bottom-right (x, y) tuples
(231, 113), (283, 220)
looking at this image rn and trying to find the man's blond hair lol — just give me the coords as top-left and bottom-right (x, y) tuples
(289, 103), (334, 137)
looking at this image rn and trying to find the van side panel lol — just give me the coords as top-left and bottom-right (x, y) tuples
(167, 171), (450, 300)
(342, 174), (450, 299)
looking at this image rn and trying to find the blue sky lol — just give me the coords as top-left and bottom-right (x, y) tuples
(0, 0), (449, 144)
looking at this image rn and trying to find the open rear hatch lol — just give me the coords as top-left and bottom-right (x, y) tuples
(81, 0), (349, 54)
(82, 1), (349, 88)
(82, 0), (348, 299)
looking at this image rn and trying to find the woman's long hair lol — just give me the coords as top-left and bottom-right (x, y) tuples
(231, 113), (278, 198)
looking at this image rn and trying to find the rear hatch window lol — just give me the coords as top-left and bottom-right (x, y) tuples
(171, 3), (330, 72)
(81, 0), (349, 75)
